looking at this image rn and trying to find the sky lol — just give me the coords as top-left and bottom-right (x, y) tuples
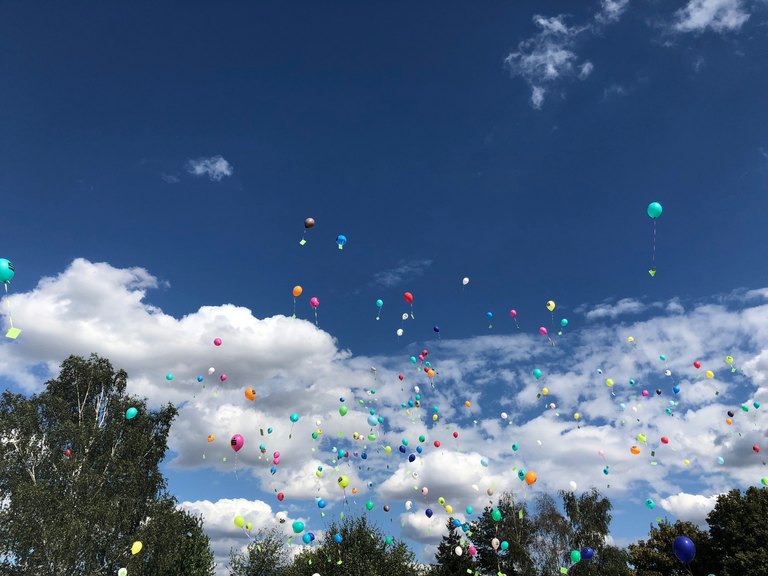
(1, 0), (768, 572)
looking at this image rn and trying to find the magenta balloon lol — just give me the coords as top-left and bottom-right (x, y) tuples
(230, 434), (244, 452)
(538, 327), (548, 336)
(310, 297), (320, 308)
(509, 309), (517, 318)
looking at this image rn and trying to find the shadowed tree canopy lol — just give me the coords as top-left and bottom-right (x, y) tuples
(707, 487), (768, 576)
(628, 519), (715, 576)
(432, 518), (474, 576)
(0, 354), (215, 575)
(228, 527), (290, 576)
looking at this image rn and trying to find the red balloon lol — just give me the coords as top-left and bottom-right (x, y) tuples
(661, 437), (669, 444)
(403, 292), (414, 303)
(453, 431), (459, 438)
(433, 440), (441, 448)
(421, 349), (428, 357)
(64, 449), (71, 457)
(277, 492), (285, 501)
(398, 374), (404, 381)
(754, 445), (760, 453)
(693, 361), (701, 369)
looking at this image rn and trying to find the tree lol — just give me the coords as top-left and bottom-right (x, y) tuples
(707, 487), (768, 576)
(282, 515), (421, 576)
(529, 493), (570, 576)
(229, 527), (289, 576)
(0, 354), (215, 575)
(433, 518), (474, 576)
(628, 519), (716, 576)
(470, 492), (536, 576)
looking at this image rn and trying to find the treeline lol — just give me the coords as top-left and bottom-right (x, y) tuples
(1, 355), (766, 576)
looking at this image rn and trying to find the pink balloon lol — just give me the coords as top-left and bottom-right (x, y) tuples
(213, 338), (222, 346)
(230, 434), (244, 452)
(509, 309), (517, 318)
(418, 354), (425, 362)
(220, 374), (227, 382)
(273, 451), (281, 458)
(538, 327), (548, 336)
(468, 546), (477, 556)
(310, 297), (320, 308)
(273, 457), (280, 465)
(642, 389), (649, 397)
(598, 450), (605, 457)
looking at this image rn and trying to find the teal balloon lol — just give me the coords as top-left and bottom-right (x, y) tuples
(385, 536), (393, 545)
(376, 299), (383, 308)
(647, 202), (663, 219)
(290, 413), (299, 423)
(365, 500), (374, 511)
(500, 541), (509, 551)
(0, 259), (15, 283)
(570, 550), (581, 564)
(532, 369), (542, 380)
(491, 509), (502, 522)
(560, 319), (568, 327)
(125, 407), (138, 420)
(292, 521), (305, 534)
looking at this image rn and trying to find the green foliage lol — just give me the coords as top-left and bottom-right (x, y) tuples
(433, 518), (474, 576)
(229, 527), (289, 576)
(707, 487), (768, 576)
(628, 519), (715, 576)
(282, 515), (420, 576)
(0, 354), (215, 575)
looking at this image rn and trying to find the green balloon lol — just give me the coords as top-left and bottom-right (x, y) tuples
(491, 509), (502, 522)
(571, 550), (581, 564)
(647, 202), (662, 219)
(125, 407), (138, 420)
(365, 500), (374, 511)
(234, 515), (245, 528)
(292, 521), (305, 534)
(339, 405), (348, 416)
(0, 259), (14, 283)
(385, 536), (393, 545)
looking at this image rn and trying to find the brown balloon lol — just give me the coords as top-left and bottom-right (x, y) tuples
(304, 218), (315, 229)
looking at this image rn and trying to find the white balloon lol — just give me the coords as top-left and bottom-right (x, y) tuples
(315, 420), (322, 427)
(402, 313), (409, 321)
(569, 480), (577, 491)
(405, 500), (412, 510)
(207, 367), (215, 375)
(396, 328), (404, 337)
(455, 546), (463, 556)
(664, 369), (672, 376)
(500, 412), (508, 419)
(414, 386), (420, 394)
(462, 277), (469, 286)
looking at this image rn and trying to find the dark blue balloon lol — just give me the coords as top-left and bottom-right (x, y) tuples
(399, 445), (407, 453)
(673, 536), (696, 564)
(408, 453), (416, 462)
(361, 452), (367, 460)
(309, 532), (315, 541)
(433, 326), (440, 333)
(425, 508), (433, 518)
(581, 547), (595, 560)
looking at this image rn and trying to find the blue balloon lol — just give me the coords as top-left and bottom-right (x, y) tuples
(270, 466), (277, 475)
(673, 536), (696, 564)
(333, 533), (343, 543)
(399, 445), (407, 453)
(486, 312), (493, 319)
(433, 326), (440, 333)
(197, 375), (203, 382)
(302, 533), (312, 544)
(361, 452), (367, 460)
(367, 415), (379, 427)
(317, 499), (326, 508)
(581, 547), (595, 560)
(425, 508), (433, 518)
(453, 519), (461, 527)
(336, 235), (347, 247)
(408, 453), (416, 462)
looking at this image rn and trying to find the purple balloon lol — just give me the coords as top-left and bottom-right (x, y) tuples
(673, 536), (696, 564)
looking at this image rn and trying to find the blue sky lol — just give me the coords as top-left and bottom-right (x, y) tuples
(2, 0), (768, 572)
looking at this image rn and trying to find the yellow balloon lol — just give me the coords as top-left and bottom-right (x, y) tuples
(546, 300), (556, 312)
(234, 515), (245, 528)
(706, 370), (715, 379)
(725, 356), (734, 365)
(637, 433), (647, 443)
(438, 497), (445, 505)
(445, 504), (454, 514)
(542, 387), (549, 395)
(131, 541), (143, 555)
(432, 414), (439, 421)
(574, 412), (581, 421)
(627, 336), (635, 343)
(605, 378), (614, 388)
(384, 446), (392, 455)
(338, 475), (350, 489)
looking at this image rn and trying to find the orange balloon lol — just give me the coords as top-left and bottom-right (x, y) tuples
(245, 387), (256, 401)
(630, 445), (641, 455)
(293, 285), (303, 298)
(351, 487), (358, 495)
(427, 369), (435, 379)
(464, 400), (471, 408)
(207, 435), (214, 443)
(726, 418), (732, 426)
(525, 471), (537, 485)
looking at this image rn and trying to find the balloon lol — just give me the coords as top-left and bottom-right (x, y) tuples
(277, 492), (285, 501)
(310, 297), (320, 309)
(234, 515), (245, 528)
(125, 407), (138, 420)
(365, 500), (374, 511)
(627, 336), (635, 343)
(645, 498), (655, 509)
(213, 337), (222, 346)
(661, 436), (669, 444)
(292, 521), (305, 534)
(532, 368), (542, 380)
(131, 541), (142, 555)
(672, 536), (696, 564)
(302, 533), (311, 544)
(118, 569), (128, 576)
(647, 202), (663, 219)
(455, 545), (463, 556)
(304, 218), (315, 229)
(725, 355), (734, 365)
(245, 387), (256, 401)
(0, 259), (14, 283)
(376, 299), (383, 308)
(570, 550), (581, 564)
(220, 374), (227, 382)
(290, 413), (299, 423)
(491, 537), (500, 550)
(486, 312), (493, 319)
(468, 545), (477, 556)
(230, 434), (244, 452)
(606, 378), (614, 387)
(509, 309), (517, 318)
(501, 541), (509, 551)
(581, 547), (594, 560)
(403, 292), (414, 303)
(396, 328), (403, 337)
(525, 471), (537, 485)
(561, 318), (568, 327)
(425, 508), (433, 518)
(317, 499), (326, 508)
(491, 509), (502, 522)
(546, 300), (556, 312)
(165, 373), (173, 381)
(339, 405), (348, 416)
(337, 475), (350, 489)
(293, 286), (303, 298)
(207, 434), (214, 443)
(706, 370), (714, 379)
(433, 325), (440, 333)
(630, 446), (641, 455)
(462, 277), (469, 286)
(336, 234), (347, 248)
(538, 327), (548, 336)
(693, 360), (701, 369)
(208, 367), (215, 375)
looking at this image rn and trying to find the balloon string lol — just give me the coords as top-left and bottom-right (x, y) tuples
(293, 298), (296, 319)
(4, 283), (12, 328)
(653, 219), (657, 263)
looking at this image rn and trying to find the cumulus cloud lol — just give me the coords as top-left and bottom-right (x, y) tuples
(186, 155), (234, 181)
(659, 492), (720, 525)
(673, 0), (750, 33)
(3, 259), (768, 565)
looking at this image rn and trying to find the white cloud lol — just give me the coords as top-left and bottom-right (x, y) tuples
(371, 259), (433, 288)
(596, 0), (630, 24)
(531, 86), (546, 109)
(579, 61), (594, 80)
(161, 173), (180, 184)
(659, 492), (720, 525)
(673, 0), (750, 33)
(186, 155), (234, 181)
(4, 259), (768, 565)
